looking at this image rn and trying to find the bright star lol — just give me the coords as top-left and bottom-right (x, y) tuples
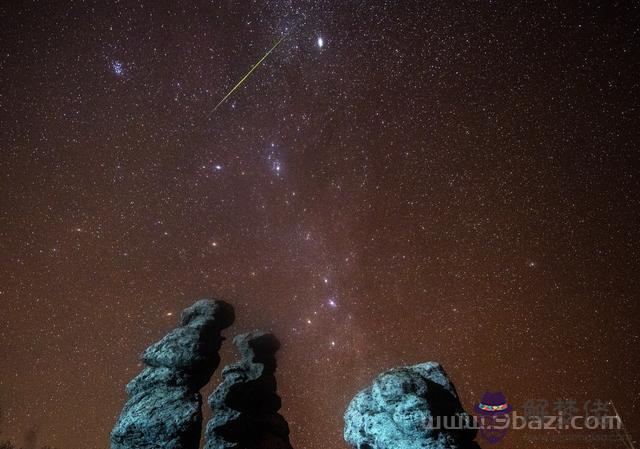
(111, 60), (124, 76)
(317, 37), (324, 48)
(327, 298), (337, 308)
(214, 164), (223, 171)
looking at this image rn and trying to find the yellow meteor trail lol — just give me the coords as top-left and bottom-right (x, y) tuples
(213, 33), (289, 112)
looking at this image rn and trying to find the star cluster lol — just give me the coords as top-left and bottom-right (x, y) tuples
(1, 2), (639, 449)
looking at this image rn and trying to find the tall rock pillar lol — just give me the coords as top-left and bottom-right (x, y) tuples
(111, 299), (235, 449)
(204, 331), (293, 449)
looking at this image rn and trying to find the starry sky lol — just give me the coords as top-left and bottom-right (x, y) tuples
(1, 1), (639, 449)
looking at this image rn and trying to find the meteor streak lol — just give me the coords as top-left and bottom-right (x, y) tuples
(212, 33), (290, 112)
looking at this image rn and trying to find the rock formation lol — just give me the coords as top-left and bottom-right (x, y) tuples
(111, 299), (235, 449)
(344, 362), (480, 449)
(204, 331), (293, 449)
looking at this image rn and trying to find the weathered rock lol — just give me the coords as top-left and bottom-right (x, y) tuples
(204, 331), (293, 449)
(111, 299), (235, 449)
(344, 362), (480, 449)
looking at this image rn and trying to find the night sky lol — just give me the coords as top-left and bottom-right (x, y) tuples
(1, 1), (639, 449)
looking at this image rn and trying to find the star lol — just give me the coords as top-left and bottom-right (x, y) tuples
(317, 36), (324, 48)
(266, 143), (283, 175)
(110, 60), (124, 76)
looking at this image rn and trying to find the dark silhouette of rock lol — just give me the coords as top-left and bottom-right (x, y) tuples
(344, 362), (480, 449)
(111, 299), (235, 449)
(204, 331), (293, 449)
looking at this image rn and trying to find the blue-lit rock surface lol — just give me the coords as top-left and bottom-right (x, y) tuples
(344, 362), (480, 449)
(204, 331), (293, 449)
(110, 299), (235, 449)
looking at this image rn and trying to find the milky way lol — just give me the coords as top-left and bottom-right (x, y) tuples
(1, 2), (639, 449)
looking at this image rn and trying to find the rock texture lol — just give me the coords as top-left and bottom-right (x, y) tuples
(204, 331), (293, 449)
(344, 362), (480, 449)
(111, 299), (235, 449)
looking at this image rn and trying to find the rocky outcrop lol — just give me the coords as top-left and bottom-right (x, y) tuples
(344, 362), (480, 449)
(111, 299), (235, 449)
(204, 331), (293, 449)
